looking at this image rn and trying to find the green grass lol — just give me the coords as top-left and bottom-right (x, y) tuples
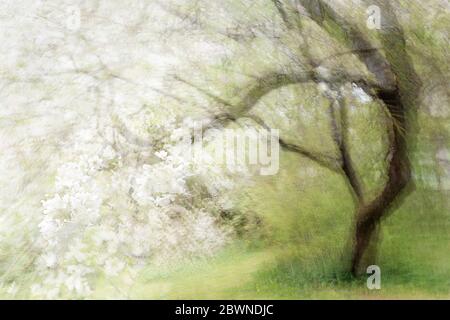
(107, 153), (449, 299)
(112, 190), (449, 299)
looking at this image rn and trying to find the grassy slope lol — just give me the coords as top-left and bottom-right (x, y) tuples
(121, 192), (449, 299)
(121, 152), (449, 299)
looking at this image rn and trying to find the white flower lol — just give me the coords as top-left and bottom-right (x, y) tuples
(42, 252), (58, 268)
(102, 145), (117, 161)
(155, 150), (168, 159)
(64, 266), (93, 296)
(38, 217), (59, 238)
(317, 82), (330, 93)
(351, 83), (372, 104)
(315, 66), (331, 80)
(170, 127), (190, 142)
(42, 194), (68, 215)
(104, 258), (126, 276)
(65, 239), (87, 263)
(6, 282), (18, 296)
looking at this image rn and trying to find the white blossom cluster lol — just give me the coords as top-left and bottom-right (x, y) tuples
(30, 121), (235, 299)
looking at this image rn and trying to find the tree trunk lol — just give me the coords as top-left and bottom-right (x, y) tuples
(351, 86), (412, 275)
